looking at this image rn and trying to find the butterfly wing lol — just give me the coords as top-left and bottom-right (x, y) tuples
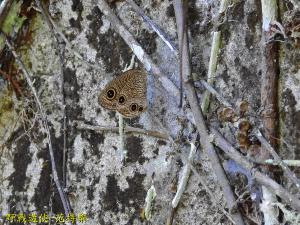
(98, 69), (147, 118)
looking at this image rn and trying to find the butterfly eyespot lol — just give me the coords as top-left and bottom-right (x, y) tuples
(106, 89), (116, 100)
(130, 103), (138, 112)
(138, 106), (143, 112)
(118, 96), (126, 104)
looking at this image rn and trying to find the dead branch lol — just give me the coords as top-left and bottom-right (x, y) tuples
(74, 120), (170, 140)
(126, 0), (178, 54)
(200, 80), (233, 108)
(260, 1), (280, 224)
(255, 129), (300, 189)
(34, 0), (68, 189)
(211, 127), (300, 212)
(173, 0), (245, 224)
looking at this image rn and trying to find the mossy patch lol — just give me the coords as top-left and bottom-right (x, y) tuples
(0, 1), (26, 49)
(0, 87), (17, 145)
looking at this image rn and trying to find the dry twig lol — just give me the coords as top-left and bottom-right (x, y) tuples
(126, 0), (178, 54)
(74, 120), (170, 140)
(211, 128), (300, 212)
(260, 1), (280, 224)
(173, 1), (245, 224)
(35, 0), (68, 188)
(255, 129), (300, 189)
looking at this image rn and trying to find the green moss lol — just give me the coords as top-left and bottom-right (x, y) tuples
(0, 88), (16, 134)
(0, 0), (26, 49)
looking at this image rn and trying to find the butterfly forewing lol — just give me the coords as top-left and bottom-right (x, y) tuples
(98, 69), (147, 118)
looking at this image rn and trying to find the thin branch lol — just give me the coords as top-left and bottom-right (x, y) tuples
(261, 1), (280, 224)
(173, 0), (187, 107)
(211, 127), (300, 212)
(126, 0), (178, 54)
(35, 0), (68, 188)
(74, 120), (170, 140)
(264, 159), (300, 167)
(33, 1), (102, 70)
(255, 129), (300, 189)
(201, 31), (221, 112)
(200, 80), (233, 108)
(172, 143), (196, 208)
(201, 0), (229, 114)
(173, 1), (245, 224)
(97, 0), (180, 98)
(0, 31), (71, 215)
(0, 0), (13, 25)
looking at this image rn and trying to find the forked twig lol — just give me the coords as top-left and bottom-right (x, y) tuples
(173, 1), (245, 224)
(74, 120), (170, 140)
(255, 129), (300, 189)
(211, 127), (300, 212)
(173, 0), (244, 225)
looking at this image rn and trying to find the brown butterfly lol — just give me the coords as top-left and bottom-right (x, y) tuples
(98, 69), (147, 118)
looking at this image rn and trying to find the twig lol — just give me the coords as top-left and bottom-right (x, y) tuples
(125, 0), (178, 54)
(201, 0), (229, 114)
(166, 207), (177, 225)
(173, 0), (187, 107)
(211, 127), (300, 212)
(172, 143), (196, 208)
(35, 0), (68, 189)
(261, 1), (280, 224)
(264, 159), (300, 167)
(261, 0), (279, 147)
(255, 129), (300, 189)
(74, 120), (170, 140)
(173, 1), (245, 224)
(33, 1), (101, 70)
(97, 0), (180, 98)
(200, 31), (221, 113)
(0, 31), (71, 215)
(200, 80), (233, 108)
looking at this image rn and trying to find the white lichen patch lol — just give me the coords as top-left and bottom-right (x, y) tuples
(0, 152), (14, 214)
(72, 134), (90, 164)
(25, 144), (42, 212)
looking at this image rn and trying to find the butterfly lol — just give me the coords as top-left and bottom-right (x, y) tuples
(98, 69), (147, 118)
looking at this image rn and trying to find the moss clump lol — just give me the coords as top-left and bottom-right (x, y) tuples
(0, 0), (26, 49)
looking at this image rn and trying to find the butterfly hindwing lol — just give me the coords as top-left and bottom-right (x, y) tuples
(98, 69), (147, 118)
